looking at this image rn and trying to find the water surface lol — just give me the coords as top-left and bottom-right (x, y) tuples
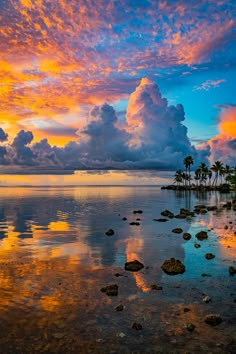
(0, 185), (235, 353)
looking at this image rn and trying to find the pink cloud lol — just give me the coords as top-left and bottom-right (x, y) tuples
(193, 79), (226, 91)
(206, 105), (236, 165)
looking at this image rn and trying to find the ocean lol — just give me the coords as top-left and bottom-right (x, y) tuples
(0, 173), (235, 352)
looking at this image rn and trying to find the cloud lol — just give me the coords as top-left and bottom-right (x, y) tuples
(193, 79), (226, 91)
(125, 78), (206, 168)
(206, 105), (236, 165)
(0, 128), (8, 142)
(10, 130), (34, 165)
(4, 79), (236, 171)
(76, 103), (131, 166)
(0, 0), (234, 144)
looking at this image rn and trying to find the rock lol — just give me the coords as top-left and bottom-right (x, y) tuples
(114, 273), (123, 277)
(205, 253), (215, 260)
(100, 284), (118, 296)
(223, 202), (231, 208)
(136, 218), (141, 221)
(161, 258), (185, 275)
(132, 322), (142, 330)
(195, 204), (206, 209)
(125, 260), (144, 272)
(196, 231), (208, 240)
(207, 206), (217, 211)
(129, 221), (140, 226)
(180, 208), (195, 217)
(183, 307), (191, 312)
(186, 323), (195, 332)
(183, 233), (191, 240)
(203, 296), (211, 303)
(116, 304), (124, 311)
(161, 210), (174, 218)
(122, 217), (127, 221)
(201, 273), (211, 277)
(153, 218), (168, 222)
(224, 225), (228, 230)
(204, 314), (222, 326)
(175, 214), (187, 219)
(133, 210), (143, 214)
(117, 332), (126, 338)
(150, 284), (163, 290)
(172, 228), (183, 234)
(229, 266), (236, 275)
(105, 229), (114, 236)
(194, 243), (201, 248)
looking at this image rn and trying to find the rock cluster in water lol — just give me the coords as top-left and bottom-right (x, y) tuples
(100, 284), (118, 296)
(125, 260), (144, 272)
(161, 258), (185, 275)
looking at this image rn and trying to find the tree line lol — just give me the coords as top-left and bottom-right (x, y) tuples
(174, 156), (236, 188)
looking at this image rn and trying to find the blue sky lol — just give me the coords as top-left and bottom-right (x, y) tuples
(0, 0), (235, 170)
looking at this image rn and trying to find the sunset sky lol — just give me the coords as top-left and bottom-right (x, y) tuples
(0, 0), (235, 171)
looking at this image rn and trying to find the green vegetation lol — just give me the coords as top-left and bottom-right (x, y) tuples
(173, 157), (236, 190)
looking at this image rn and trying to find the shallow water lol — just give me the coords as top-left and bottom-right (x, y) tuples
(0, 186), (235, 353)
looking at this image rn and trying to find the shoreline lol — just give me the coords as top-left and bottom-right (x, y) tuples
(161, 184), (236, 192)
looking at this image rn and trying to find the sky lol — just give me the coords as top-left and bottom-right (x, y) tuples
(0, 0), (235, 171)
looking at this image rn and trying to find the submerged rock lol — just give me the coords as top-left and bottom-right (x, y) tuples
(207, 206), (217, 211)
(186, 323), (195, 332)
(183, 307), (191, 312)
(204, 314), (222, 326)
(129, 221), (140, 226)
(153, 218), (168, 222)
(132, 322), (143, 330)
(133, 210), (143, 214)
(150, 284), (163, 290)
(116, 304), (124, 311)
(194, 243), (201, 248)
(196, 231), (208, 240)
(100, 284), (118, 296)
(172, 228), (183, 234)
(180, 208), (195, 217)
(205, 253), (215, 260)
(105, 229), (115, 236)
(125, 260), (144, 272)
(161, 258), (185, 275)
(183, 233), (191, 240)
(161, 210), (174, 218)
(229, 266), (236, 275)
(175, 214), (187, 219)
(122, 217), (127, 221)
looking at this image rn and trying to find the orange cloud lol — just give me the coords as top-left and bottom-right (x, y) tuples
(0, 0), (234, 145)
(207, 105), (236, 164)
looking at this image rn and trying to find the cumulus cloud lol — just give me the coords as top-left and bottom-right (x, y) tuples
(10, 130), (34, 165)
(0, 79), (215, 171)
(125, 78), (204, 168)
(207, 105), (236, 165)
(75, 103), (131, 167)
(0, 128), (8, 142)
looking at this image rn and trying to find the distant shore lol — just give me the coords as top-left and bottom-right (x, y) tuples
(161, 184), (235, 192)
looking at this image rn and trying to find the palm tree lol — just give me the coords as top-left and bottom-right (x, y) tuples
(224, 165), (233, 183)
(174, 170), (184, 186)
(211, 160), (224, 186)
(194, 168), (201, 186)
(208, 169), (212, 186)
(183, 156), (194, 186)
(198, 163), (209, 186)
